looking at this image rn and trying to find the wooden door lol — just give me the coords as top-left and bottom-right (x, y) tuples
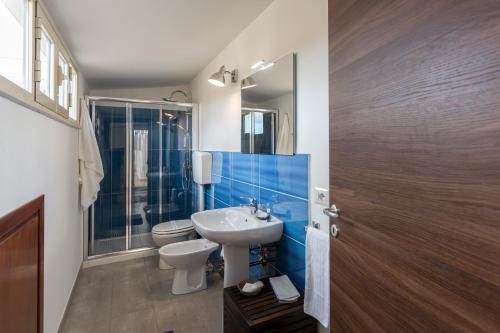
(0, 196), (44, 333)
(329, 1), (500, 332)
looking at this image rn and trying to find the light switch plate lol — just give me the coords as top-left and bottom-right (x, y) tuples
(314, 187), (329, 206)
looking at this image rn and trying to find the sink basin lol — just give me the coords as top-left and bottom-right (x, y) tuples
(191, 207), (283, 287)
(191, 207), (283, 245)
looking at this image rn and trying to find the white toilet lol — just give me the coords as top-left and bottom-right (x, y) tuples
(159, 238), (219, 294)
(152, 219), (196, 269)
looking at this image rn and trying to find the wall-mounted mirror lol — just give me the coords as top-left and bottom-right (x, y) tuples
(241, 53), (295, 155)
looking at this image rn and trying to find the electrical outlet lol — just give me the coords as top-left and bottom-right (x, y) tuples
(314, 187), (329, 206)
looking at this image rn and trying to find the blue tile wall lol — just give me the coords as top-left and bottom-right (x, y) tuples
(204, 152), (309, 289)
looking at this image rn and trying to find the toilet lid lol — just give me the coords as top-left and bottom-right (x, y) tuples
(152, 219), (194, 234)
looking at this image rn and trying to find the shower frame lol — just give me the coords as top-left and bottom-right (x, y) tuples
(84, 96), (199, 262)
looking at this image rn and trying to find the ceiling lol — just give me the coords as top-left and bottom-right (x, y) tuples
(43, 0), (273, 89)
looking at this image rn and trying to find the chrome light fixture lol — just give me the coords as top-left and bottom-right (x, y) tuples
(250, 60), (274, 71)
(241, 77), (257, 90)
(251, 60), (265, 70)
(208, 66), (238, 87)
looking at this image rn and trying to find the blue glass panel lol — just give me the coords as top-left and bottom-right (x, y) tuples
(93, 194), (111, 240)
(99, 148), (112, 195)
(110, 107), (127, 194)
(151, 110), (160, 150)
(110, 193), (127, 235)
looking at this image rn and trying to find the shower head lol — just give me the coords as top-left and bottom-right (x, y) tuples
(162, 90), (189, 103)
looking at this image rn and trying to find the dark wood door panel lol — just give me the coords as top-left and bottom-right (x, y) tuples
(329, 0), (500, 332)
(0, 197), (44, 333)
(0, 217), (39, 333)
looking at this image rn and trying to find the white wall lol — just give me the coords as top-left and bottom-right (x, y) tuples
(190, 0), (330, 231)
(0, 96), (82, 333)
(89, 85), (191, 101)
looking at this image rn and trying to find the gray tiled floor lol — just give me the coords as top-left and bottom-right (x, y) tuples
(61, 256), (223, 333)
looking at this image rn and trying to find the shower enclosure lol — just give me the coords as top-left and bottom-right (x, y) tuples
(86, 97), (198, 258)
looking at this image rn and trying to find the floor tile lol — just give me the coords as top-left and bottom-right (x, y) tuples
(110, 308), (158, 333)
(111, 278), (154, 318)
(61, 318), (109, 333)
(64, 256), (223, 333)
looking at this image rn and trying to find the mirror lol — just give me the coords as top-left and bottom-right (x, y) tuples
(241, 53), (295, 155)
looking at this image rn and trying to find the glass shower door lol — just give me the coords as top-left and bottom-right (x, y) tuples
(91, 101), (128, 255)
(129, 103), (161, 250)
(89, 98), (196, 257)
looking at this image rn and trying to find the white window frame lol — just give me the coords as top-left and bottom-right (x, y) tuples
(34, 1), (80, 121)
(68, 64), (79, 121)
(0, 0), (80, 126)
(34, 3), (62, 115)
(57, 47), (70, 114)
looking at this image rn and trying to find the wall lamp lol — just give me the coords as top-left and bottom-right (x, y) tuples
(208, 66), (238, 87)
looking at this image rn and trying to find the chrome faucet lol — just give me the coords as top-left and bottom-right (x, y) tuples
(241, 197), (258, 214)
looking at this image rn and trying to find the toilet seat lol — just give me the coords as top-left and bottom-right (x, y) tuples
(159, 238), (219, 258)
(152, 219), (194, 236)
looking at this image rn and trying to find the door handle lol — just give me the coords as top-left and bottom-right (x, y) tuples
(323, 204), (340, 218)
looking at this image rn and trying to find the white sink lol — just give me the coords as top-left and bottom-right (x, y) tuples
(191, 207), (283, 245)
(191, 207), (283, 287)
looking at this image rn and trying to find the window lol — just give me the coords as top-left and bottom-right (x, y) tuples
(39, 28), (53, 98)
(58, 53), (68, 108)
(68, 65), (78, 121)
(0, 0), (32, 90)
(0, 0), (80, 124)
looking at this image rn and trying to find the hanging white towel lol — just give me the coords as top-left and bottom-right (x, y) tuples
(304, 227), (330, 328)
(276, 113), (293, 154)
(133, 130), (149, 187)
(79, 99), (104, 210)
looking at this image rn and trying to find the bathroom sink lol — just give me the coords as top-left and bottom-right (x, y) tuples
(191, 207), (283, 287)
(191, 207), (283, 245)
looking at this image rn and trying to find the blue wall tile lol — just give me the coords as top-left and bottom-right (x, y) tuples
(212, 152), (231, 178)
(276, 236), (306, 290)
(231, 180), (259, 206)
(260, 188), (308, 244)
(213, 176), (231, 204)
(259, 154), (308, 199)
(205, 151), (309, 289)
(232, 153), (258, 185)
(214, 197), (230, 209)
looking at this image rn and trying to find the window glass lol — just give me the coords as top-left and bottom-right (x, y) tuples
(39, 28), (54, 98)
(69, 67), (78, 120)
(244, 113), (251, 134)
(58, 54), (68, 108)
(0, 0), (30, 89)
(254, 112), (264, 135)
